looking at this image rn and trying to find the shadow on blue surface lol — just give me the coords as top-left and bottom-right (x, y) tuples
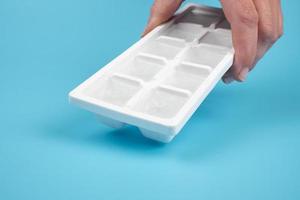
(39, 80), (299, 163)
(40, 110), (167, 153)
(38, 87), (250, 161)
(91, 126), (166, 148)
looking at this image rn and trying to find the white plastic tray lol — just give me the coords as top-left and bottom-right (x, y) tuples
(69, 4), (234, 143)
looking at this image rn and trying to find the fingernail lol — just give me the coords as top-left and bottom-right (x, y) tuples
(239, 68), (249, 81)
(223, 77), (234, 84)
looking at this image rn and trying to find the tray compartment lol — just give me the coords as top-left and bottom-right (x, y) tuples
(162, 62), (211, 92)
(141, 36), (185, 60)
(176, 8), (221, 27)
(163, 23), (207, 42)
(199, 29), (232, 48)
(133, 87), (189, 119)
(182, 44), (228, 68)
(118, 54), (166, 82)
(84, 75), (142, 106)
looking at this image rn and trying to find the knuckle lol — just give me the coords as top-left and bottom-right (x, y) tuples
(269, 33), (279, 43)
(261, 29), (280, 44)
(236, 9), (258, 26)
(260, 26), (277, 43)
(260, 18), (284, 43)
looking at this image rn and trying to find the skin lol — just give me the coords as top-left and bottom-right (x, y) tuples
(142, 0), (283, 83)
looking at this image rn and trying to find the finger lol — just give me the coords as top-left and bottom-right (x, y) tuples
(277, 0), (284, 36)
(142, 0), (183, 37)
(220, 0), (258, 82)
(272, 0), (284, 38)
(252, 0), (279, 66)
(222, 68), (235, 84)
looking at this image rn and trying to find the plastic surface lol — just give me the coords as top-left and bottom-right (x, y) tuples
(69, 4), (234, 143)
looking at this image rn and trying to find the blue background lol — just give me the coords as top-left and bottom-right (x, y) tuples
(1, 0), (299, 199)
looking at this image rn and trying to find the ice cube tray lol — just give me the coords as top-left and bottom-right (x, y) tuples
(69, 4), (234, 143)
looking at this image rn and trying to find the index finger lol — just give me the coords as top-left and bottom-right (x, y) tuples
(220, 0), (259, 81)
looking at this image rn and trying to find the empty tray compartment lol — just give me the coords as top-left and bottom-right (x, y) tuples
(163, 23), (207, 42)
(182, 44), (228, 68)
(141, 36), (185, 60)
(199, 29), (232, 48)
(118, 54), (166, 81)
(133, 87), (189, 119)
(176, 8), (221, 27)
(83, 75), (142, 106)
(163, 62), (211, 92)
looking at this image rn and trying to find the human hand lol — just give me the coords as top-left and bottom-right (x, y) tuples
(142, 0), (283, 83)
